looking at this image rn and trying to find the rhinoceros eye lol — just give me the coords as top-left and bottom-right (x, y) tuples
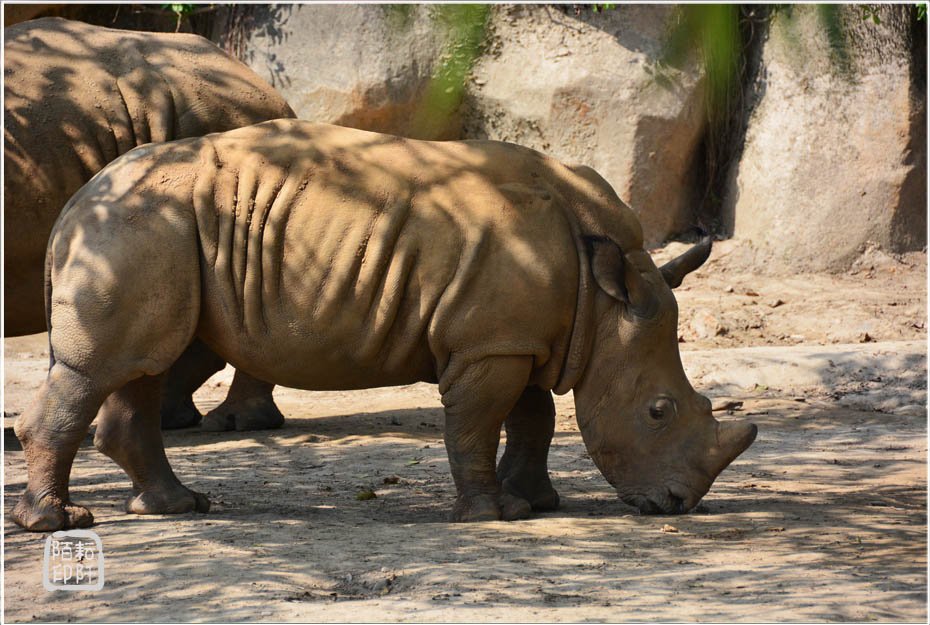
(648, 397), (676, 424)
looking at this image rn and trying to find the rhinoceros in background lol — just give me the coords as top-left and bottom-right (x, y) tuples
(3, 17), (296, 431)
(11, 119), (757, 531)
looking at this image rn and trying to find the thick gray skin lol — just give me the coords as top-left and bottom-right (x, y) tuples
(3, 17), (292, 430)
(11, 120), (756, 531)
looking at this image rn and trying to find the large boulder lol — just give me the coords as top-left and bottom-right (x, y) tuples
(463, 5), (708, 246)
(723, 5), (926, 272)
(213, 4), (457, 139)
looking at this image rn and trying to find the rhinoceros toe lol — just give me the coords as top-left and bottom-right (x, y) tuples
(450, 492), (532, 522)
(126, 485), (211, 515)
(11, 491), (93, 532)
(499, 474), (560, 512)
(499, 493), (533, 520)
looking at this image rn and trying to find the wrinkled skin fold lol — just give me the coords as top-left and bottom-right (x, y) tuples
(10, 120), (757, 531)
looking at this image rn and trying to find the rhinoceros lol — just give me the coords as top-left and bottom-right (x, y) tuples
(11, 119), (757, 531)
(3, 17), (295, 430)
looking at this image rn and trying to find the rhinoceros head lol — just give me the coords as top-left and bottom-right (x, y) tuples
(573, 237), (757, 514)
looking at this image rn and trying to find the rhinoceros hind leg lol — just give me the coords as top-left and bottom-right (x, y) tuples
(441, 355), (535, 522)
(201, 372), (283, 432)
(497, 386), (560, 511)
(12, 490), (95, 532)
(160, 396), (203, 430)
(160, 340), (225, 429)
(11, 364), (109, 531)
(94, 375), (210, 516)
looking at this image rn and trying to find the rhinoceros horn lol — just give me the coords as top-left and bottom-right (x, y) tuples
(659, 236), (713, 289)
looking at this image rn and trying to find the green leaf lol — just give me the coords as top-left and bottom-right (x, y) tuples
(162, 3), (195, 16)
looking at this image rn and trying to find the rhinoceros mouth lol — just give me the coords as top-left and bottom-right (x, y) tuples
(620, 490), (688, 515)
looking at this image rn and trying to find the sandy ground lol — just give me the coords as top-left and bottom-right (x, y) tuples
(3, 243), (927, 622)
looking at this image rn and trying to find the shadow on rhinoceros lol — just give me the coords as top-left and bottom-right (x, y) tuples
(4, 17), (297, 432)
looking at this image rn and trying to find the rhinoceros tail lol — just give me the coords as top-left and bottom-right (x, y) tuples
(44, 236), (55, 370)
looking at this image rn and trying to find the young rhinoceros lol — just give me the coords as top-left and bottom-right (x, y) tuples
(11, 119), (757, 531)
(4, 17), (295, 431)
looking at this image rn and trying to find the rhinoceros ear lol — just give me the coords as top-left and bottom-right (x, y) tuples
(586, 236), (657, 315)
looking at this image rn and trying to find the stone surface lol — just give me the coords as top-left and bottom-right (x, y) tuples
(215, 4), (457, 139)
(463, 5), (708, 246)
(12, 5), (923, 264)
(723, 5), (926, 272)
(690, 308), (727, 339)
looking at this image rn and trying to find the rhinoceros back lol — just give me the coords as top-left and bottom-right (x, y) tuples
(3, 17), (294, 217)
(3, 17), (294, 336)
(186, 121), (580, 391)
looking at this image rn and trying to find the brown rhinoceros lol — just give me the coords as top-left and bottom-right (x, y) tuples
(3, 17), (295, 430)
(11, 119), (757, 531)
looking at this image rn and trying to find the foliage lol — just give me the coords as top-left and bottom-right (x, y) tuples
(660, 5), (751, 225)
(162, 3), (196, 16)
(410, 4), (490, 138)
(161, 3), (198, 31)
(817, 4), (853, 76)
(663, 5), (742, 131)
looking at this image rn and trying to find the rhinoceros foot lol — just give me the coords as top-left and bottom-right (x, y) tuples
(497, 446), (561, 511)
(450, 492), (532, 522)
(501, 475), (560, 512)
(160, 395), (203, 430)
(11, 491), (93, 532)
(126, 484), (210, 515)
(201, 396), (285, 432)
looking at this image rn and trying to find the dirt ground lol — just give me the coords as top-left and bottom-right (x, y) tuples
(3, 242), (927, 622)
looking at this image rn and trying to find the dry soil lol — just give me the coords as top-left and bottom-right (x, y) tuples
(3, 242), (927, 622)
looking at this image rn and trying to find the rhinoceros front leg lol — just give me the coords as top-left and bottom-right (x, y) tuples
(497, 386), (560, 511)
(95, 375), (210, 515)
(441, 355), (535, 522)
(200, 371), (283, 432)
(11, 365), (108, 531)
(160, 339), (225, 429)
